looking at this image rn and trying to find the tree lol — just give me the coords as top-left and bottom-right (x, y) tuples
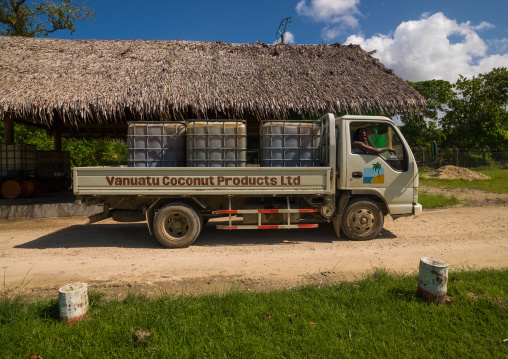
(0, 0), (94, 37)
(0, 121), (53, 148)
(441, 67), (508, 149)
(399, 80), (455, 148)
(372, 162), (382, 177)
(0, 122), (127, 167)
(62, 137), (127, 167)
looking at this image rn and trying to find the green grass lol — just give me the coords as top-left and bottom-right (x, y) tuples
(418, 191), (461, 208)
(420, 168), (508, 194)
(417, 168), (508, 208)
(1, 269), (507, 358)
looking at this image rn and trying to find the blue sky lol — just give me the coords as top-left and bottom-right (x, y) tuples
(55, 0), (508, 82)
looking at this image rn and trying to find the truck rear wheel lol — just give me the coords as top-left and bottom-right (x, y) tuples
(341, 198), (383, 241)
(153, 203), (202, 248)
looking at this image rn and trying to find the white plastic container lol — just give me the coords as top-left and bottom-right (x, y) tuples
(187, 121), (247, 167)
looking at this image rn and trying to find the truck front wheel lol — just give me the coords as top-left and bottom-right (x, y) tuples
(153, 203), (202, 248)
(341, 198), (383, 241)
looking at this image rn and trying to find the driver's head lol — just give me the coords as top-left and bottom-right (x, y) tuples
(354, 128), (367, 141)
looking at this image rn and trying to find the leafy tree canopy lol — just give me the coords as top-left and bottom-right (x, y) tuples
(399, 80), (454, 147)
(407, 80), (455, 122)
(401, 69), (508, 150)
(0, 122), (127, 167)
(0, 0), (94, 37)
(441, 67), (508, 149)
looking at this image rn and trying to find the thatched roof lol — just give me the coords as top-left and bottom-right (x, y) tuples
(0, 36), (424, 132)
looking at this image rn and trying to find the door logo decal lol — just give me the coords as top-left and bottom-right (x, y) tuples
(363, 162), (384, 184)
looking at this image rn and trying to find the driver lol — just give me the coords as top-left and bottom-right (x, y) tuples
(352, 128), (397, 155)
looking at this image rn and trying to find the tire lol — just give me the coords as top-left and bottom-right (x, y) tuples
(341, 198), (384, 241)
(153, 203), (202, 248)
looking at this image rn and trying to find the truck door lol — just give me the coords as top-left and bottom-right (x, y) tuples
(345, 120), (417, 215)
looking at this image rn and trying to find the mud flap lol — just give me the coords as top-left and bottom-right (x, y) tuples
(146, 206), (156, 236)
(332, 213), (341, 238)
(145, 199), (162, 236)
(87, 205), (111, 225)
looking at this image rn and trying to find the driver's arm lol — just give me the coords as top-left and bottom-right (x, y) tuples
(355, 142), (396, 155)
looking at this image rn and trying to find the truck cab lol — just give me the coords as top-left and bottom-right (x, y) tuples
(333, 115), (422, 240)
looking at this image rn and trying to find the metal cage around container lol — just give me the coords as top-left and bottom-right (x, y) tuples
(0, 144), (37, 178)
(186, 120), (247, 167)
(36, 151), (71, 179)
(260, 120), (322, 167)
(127, 122), (187, 167)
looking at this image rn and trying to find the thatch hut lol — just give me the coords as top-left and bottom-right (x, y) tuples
(0, 36), (424, 144)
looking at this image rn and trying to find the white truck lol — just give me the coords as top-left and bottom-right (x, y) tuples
(73, 114), (422, 248)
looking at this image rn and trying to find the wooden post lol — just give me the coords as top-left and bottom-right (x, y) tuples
(4, 112), (15, 145)
(387, 126), (392, 149)
(419, 145), (425, 172)
(53, 112), (63, 152)
(383, 108), (393, 150)
(454, 146), (459, 167)
(59, 282), (88, 324)
(416, 257), (449, 303)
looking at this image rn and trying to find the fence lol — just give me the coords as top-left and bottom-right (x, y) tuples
(412, 147), (508, 170)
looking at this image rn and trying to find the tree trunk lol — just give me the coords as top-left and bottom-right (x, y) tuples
(4, 113), (15, 145)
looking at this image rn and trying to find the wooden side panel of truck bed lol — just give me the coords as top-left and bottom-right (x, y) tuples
(73, 167), (334, 196)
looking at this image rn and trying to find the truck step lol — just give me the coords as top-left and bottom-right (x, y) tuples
(217, 224), (318, 230)
(217, 208), (318, 214)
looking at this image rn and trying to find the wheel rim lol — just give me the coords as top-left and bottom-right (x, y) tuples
(162, 213), (190, 239)
(349, 208), (375, 234)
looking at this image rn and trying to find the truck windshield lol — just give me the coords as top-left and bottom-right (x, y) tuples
(350, 122), (407, 171)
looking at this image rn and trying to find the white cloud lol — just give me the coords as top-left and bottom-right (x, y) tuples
(488, 38), (508, 53)
(296, 0), (360, 21)
(274, 31), (295, 44)
(297, 0), (360, 38)
(284, 31), (295, 44)
(471, 21), (495, 31)
(472, 53), (508, 75)
(345, 12), (508, 82)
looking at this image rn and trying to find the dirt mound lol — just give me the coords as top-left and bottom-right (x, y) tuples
(424, 165), (490, 181)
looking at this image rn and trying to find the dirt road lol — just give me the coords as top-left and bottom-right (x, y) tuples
(1, 197), (507, 298)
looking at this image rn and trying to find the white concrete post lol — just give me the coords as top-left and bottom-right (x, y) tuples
(417, 257), (449, 303)
(59, 282), (88, 324)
